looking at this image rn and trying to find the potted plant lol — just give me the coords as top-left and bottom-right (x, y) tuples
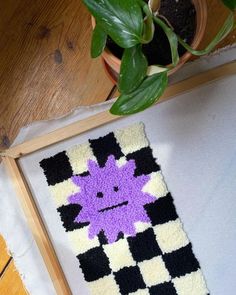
(93, 0), (208, 81)
(83, 0), (235, 115)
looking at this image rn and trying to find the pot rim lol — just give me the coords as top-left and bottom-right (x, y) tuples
(93, 0), (208, 71)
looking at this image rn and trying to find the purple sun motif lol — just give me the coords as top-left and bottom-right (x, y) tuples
(68, 155), (156, 243)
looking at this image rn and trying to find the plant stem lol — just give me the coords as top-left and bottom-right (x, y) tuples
(152, 15), (179, 66)
(153, 11), (234, 57)
(178, 13), (234, 56)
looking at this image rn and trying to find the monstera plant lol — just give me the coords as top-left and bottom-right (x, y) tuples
(83, 0), (236, 115)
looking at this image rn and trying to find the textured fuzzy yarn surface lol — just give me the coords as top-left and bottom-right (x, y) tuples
(40, 123), (209, 295)
(70, 155), (155, 243)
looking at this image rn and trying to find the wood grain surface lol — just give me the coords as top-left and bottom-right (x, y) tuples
(0, 0), (114, 150)
(0, 0), (235, 151)
(0, 236), (10, 273)
(0, 258), (28, 295)
(0, 0), (235, 294)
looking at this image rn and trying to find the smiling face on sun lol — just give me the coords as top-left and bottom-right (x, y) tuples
(69, 155), (156, 243)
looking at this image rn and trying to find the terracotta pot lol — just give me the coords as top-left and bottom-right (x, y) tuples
(102, 58), (119, 85)
(92, 0), (207, 83)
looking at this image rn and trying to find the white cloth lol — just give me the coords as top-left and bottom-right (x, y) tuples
(0, 47), (235, 295)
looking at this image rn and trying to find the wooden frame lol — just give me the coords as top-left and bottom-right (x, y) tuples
(1, 61), (235, 295)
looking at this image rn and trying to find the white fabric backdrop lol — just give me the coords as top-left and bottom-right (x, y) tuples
(0, 47), (235, 295)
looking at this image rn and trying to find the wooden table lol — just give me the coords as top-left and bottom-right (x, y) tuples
(0, 0), (235, 293)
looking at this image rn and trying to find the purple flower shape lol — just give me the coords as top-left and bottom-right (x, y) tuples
(69, 155), (156, 243)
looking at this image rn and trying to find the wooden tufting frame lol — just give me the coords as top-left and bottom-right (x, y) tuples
(1, 61), (236, 295)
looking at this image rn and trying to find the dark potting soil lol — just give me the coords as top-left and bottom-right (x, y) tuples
(106, 0), (196, 66)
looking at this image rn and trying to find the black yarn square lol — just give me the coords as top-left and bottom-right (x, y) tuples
(40, 151), (73, 186)
(145, 193), (178, 226)
(162, 243), (200, 278)
(128, 228), (161, 262)
(126, 147), (160, 176)
(89, 132), (123, 167)
(114, 266), (145, 294)
(149, 282), (177, 295)
(57, 204), (89, 232)
(97, 231), (108, 245)
(77, 247), (111, 282)
(98, 231), (124, 245)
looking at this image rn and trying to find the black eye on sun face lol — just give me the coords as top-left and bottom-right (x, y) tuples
(96, 191), (104, 198)
(114, 186), (119, 192)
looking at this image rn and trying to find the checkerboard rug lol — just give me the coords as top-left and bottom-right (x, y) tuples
(40, 123), (209, 295)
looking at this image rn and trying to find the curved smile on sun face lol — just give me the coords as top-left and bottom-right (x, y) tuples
(68, 155), (156, 243)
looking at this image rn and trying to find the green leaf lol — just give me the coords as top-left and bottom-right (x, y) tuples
(118, 45), (148, 94)
(141, 4), (154, 43)
(83, 0), (143, 48)
(153, 16), (179, 66)
(110, 71), (168, 115)
(91, 24), (107, 58)
(222, 0), (236, 10)
(178, 12), (235, 56)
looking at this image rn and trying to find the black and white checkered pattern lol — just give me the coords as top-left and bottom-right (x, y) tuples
(40, 123), (209, 295)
